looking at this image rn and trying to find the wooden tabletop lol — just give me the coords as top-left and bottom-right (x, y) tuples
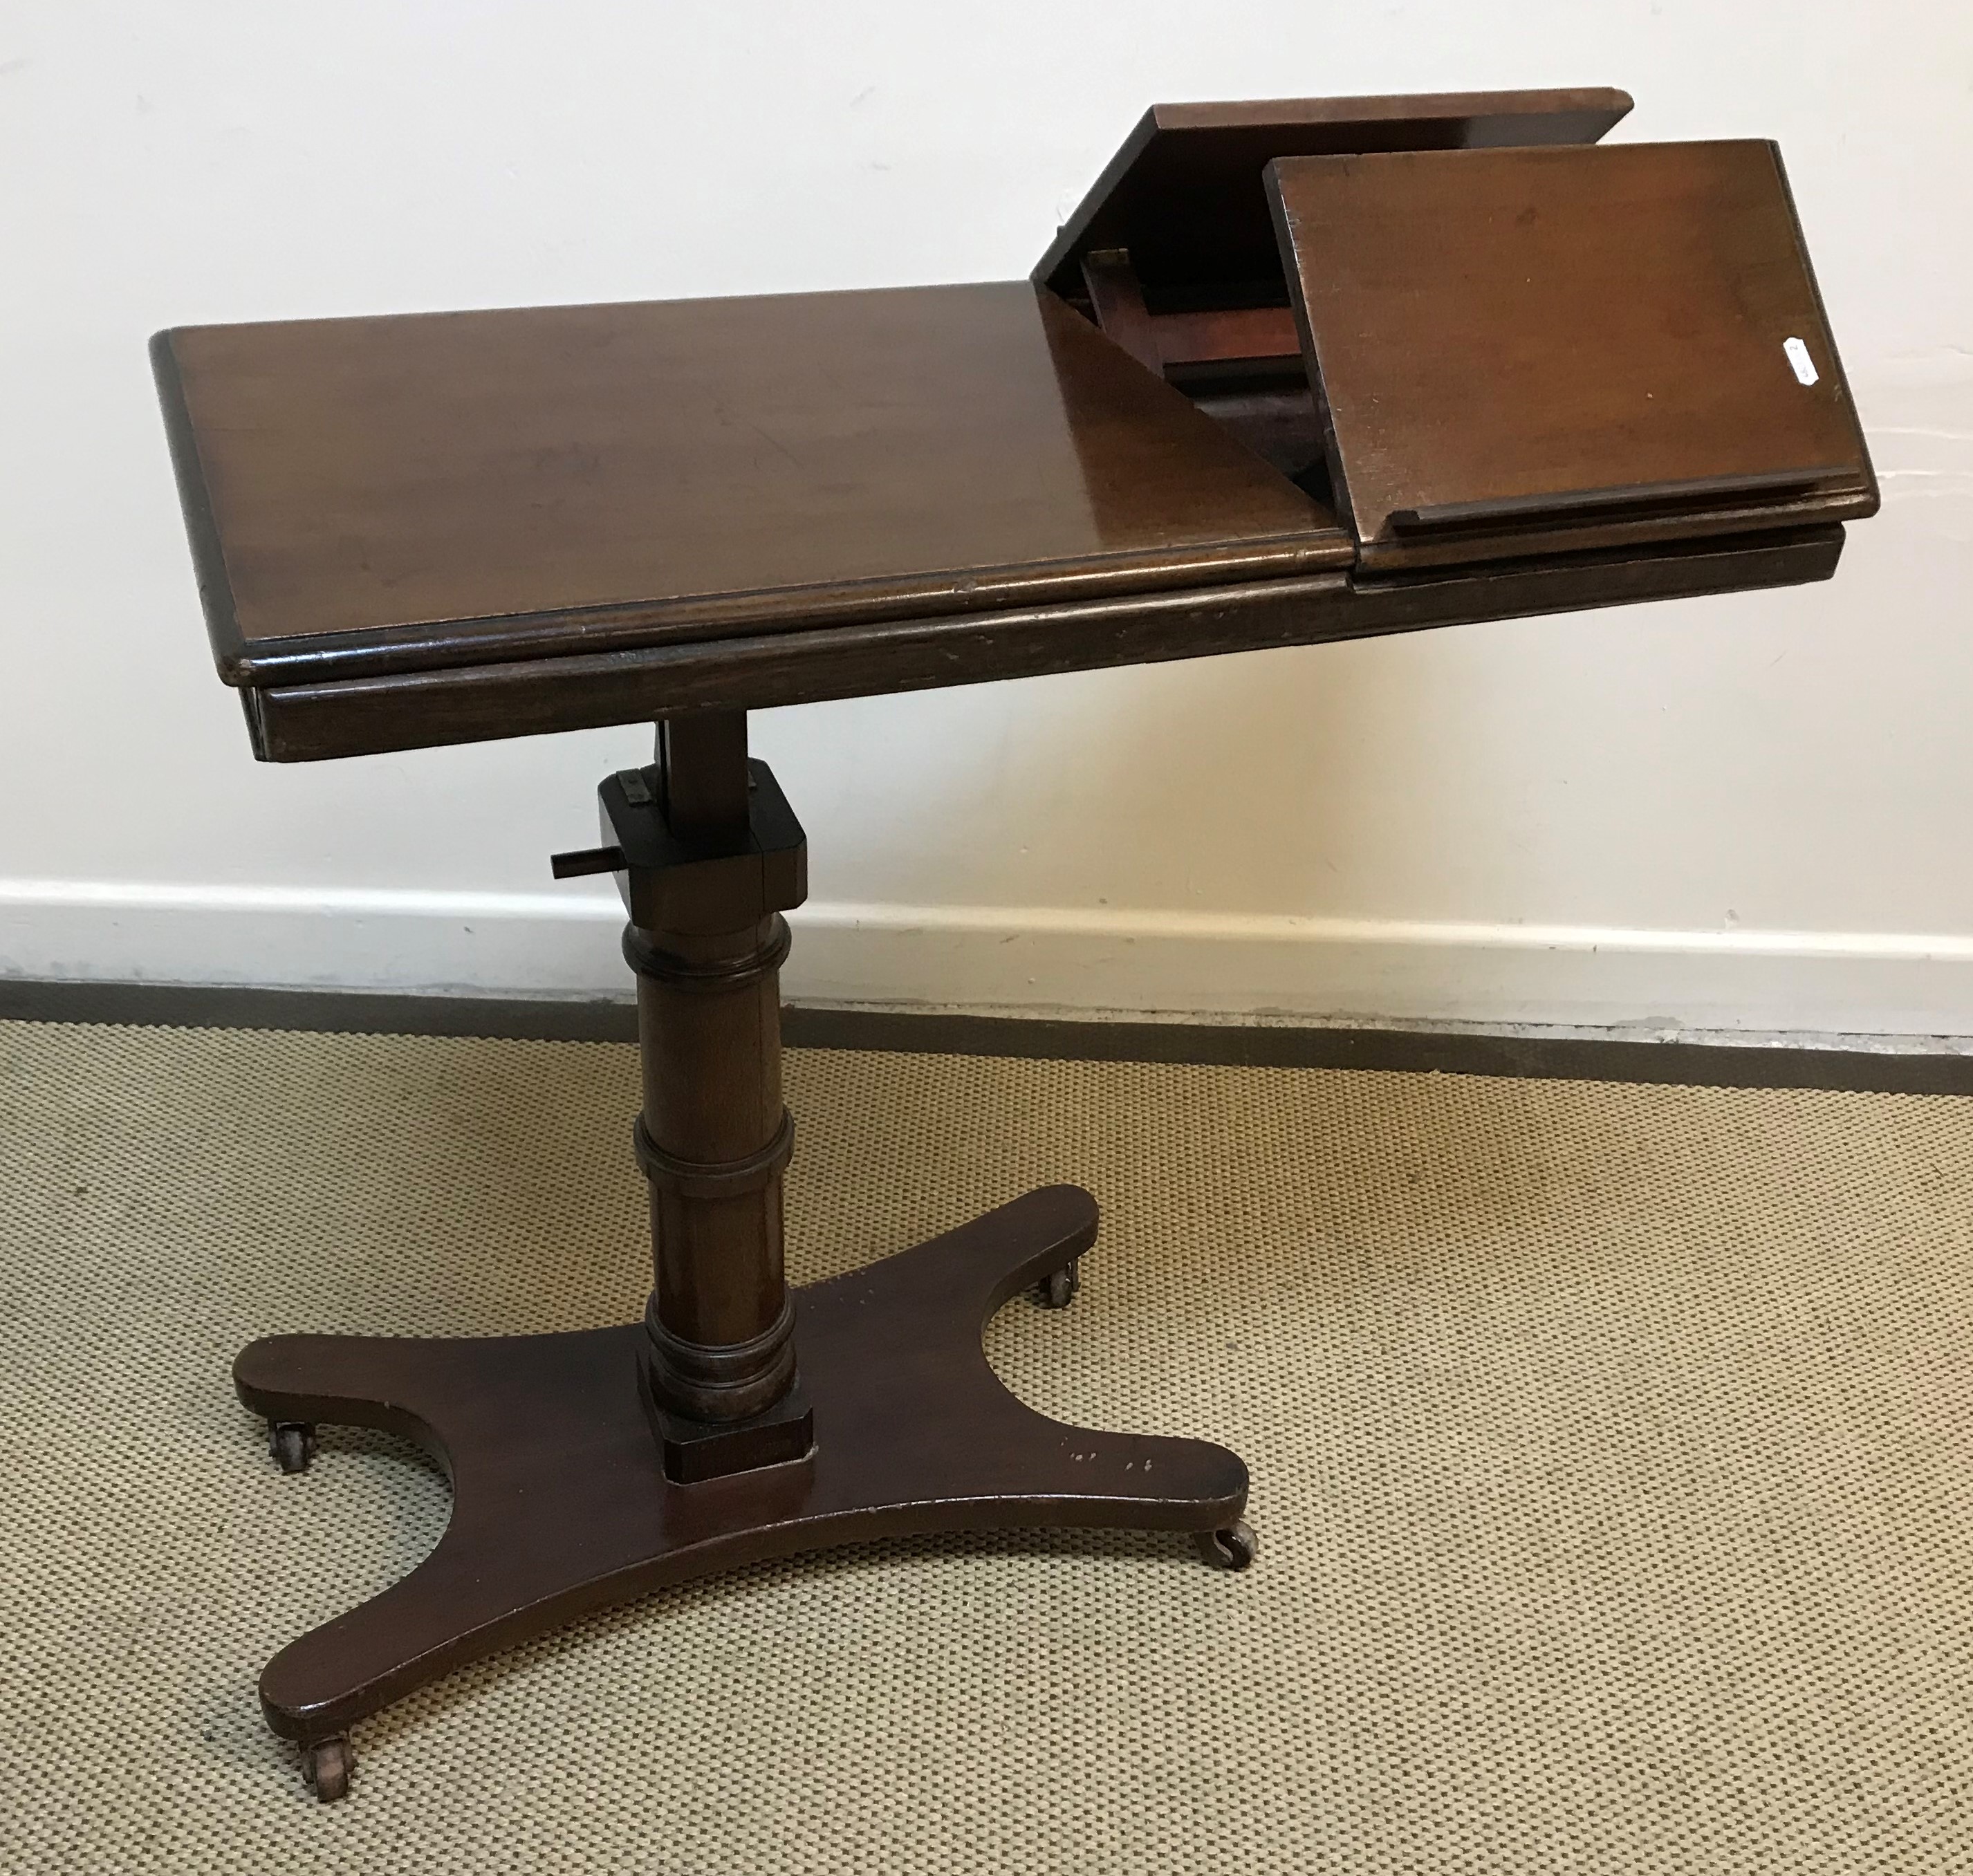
(154, 271), (1855, 765)
(155, 281), (1349, 689)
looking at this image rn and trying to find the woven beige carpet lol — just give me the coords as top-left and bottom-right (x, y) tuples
(1, 1020), (1970, 1873)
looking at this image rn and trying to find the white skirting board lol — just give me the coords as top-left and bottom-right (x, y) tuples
(6, 877), (1973, 1039)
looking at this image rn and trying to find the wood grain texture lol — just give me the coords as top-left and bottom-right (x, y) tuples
(153, 281), (1348, 685)
(1268, 140), (1877, 571)
(234, 1185), (1246, 1745)
(1151, 305), (1302, 370)
(239, 527), (1846, 761)
(1034, 89), (1631, 304)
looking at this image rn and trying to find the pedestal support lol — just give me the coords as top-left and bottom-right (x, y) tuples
(234, 712), (1253, 1799)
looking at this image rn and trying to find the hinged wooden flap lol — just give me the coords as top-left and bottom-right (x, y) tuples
(1035, 91), (1632, 314)
(1267, 139), (1877, 572)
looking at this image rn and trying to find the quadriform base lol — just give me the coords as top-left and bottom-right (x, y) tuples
(235, 1185), (1252, 1799)
(229, 716), (1252, 1801)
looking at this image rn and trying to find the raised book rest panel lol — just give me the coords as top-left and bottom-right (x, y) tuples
(1266, 139), (1878, 571)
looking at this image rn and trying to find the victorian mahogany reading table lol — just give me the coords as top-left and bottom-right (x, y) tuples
(151, 90), (1875, 1799)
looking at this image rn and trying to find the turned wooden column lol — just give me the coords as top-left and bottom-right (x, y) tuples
(631, 914), (794, 1418)
(632, 712), (794, 1420)
(610, 712), (813, 1478)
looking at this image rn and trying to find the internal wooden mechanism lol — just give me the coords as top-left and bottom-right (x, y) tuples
(1075, 242), (1322, 494)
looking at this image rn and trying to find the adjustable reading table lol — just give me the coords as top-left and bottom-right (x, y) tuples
(152, 89), (1874, 1800)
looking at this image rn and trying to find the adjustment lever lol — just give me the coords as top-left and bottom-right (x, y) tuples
(550, 844), (626, 880)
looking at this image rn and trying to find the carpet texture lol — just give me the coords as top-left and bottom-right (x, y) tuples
(0, 1019), (1969, 1873)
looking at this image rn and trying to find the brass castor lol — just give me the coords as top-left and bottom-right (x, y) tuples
(268, 1422), (316, 1475)
(1033, 1256), (1081, 1310)
(301, 1735), (353, 1802)
(1194, 1520), (1259, 1570)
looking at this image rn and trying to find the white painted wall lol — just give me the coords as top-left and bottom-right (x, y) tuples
(3, 2), (1970, 1032)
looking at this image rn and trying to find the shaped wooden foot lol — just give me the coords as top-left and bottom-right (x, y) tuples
(234, 1185), (1249, 1790)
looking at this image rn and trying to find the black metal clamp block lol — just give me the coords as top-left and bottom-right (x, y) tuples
(615, 757), (806, 931)
(552, 758), (808, 933)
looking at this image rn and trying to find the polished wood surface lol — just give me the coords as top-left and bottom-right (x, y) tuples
(151, 104), (1876, 763)
(234, 1185), (1248, 1747)
(1268, 140), (1877, 572)
(1034, 89), (1631, 305)
(154, 281), (1347, 684)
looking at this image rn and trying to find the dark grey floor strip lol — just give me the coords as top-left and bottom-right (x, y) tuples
(3, 976), (1969, 1096)
(782, 1006), (1973, 1096)
(0, 978), (640, 1042)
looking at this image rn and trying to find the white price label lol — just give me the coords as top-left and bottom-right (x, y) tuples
(1782, 336), (1819, 387)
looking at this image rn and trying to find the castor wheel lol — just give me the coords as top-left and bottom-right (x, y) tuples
(300, 1736), (353, 1803)
(268, 1421), (316, 1475)
(1033, 1256), (1080, 1310)
(1194, 1520), (1259, 1570)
